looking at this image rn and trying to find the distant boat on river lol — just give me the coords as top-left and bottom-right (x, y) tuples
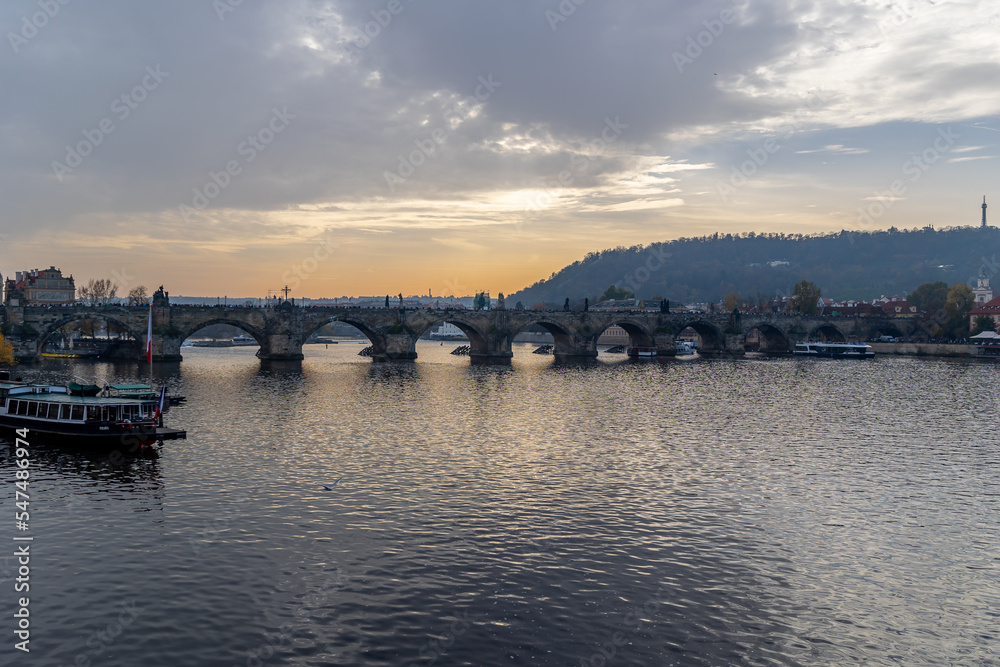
(794, 342), (875, 358)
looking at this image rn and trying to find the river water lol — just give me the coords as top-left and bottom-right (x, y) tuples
(1, 343), (998, 666)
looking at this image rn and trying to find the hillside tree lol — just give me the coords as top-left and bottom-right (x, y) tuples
(972, 315), (997, 335)
(791, 281), (821, 315)
(908, 281), (949, 314)
(944, 283), (974, 338)
(598, 285), (635, 302)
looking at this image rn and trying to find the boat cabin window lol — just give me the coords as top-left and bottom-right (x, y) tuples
(46, 404), (59, 419)
(59, 405), (70, 420)
(87, 406), (99, 421)
(34, 403), (45, 418)
(71, 405), (84, 421)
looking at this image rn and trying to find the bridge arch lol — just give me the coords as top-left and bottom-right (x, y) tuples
(808, 323), (848, 342)
(513, 317), (591, 359)
(866, 320), (905, 340)
(177, 318), (267, 347)
(744, 322), (790, 354)
(595, 318), (655, 349)
(676, 320), (724, 355)
(38, 312), (142, 355)
(412, 317), (489, 351)
(311, 316), (384, 349)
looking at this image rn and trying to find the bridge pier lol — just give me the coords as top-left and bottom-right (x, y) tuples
(257, 333), (305, 361)
(698, 334), (746, 358)
(370, 332), (418, 362)
(552, 333), (598, 362)
(469, 332), (514, 365)
(653, 333), (677, 358)
(153, 336), (183, 362)
(465, 311), (515, 365)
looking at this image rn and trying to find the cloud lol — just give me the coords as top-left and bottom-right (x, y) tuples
(3, 0), (1000, 296)
(649, 162), (716, 173)
(796, 144), (870, 155)
(946, 155), (996, 163)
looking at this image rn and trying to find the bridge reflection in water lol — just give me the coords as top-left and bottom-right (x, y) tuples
(6, 292), (921, 364)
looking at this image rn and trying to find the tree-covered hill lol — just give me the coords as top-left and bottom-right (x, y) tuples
(509, 226), (1000, 307)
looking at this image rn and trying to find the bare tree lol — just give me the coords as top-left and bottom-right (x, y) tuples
(78, 278), (118, 306)
(128, 285), (148, 306)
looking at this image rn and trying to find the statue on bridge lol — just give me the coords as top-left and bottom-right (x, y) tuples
(496, 292), (505, 310)
(153, 285), (169, 307)
(727, 306), (742, 334)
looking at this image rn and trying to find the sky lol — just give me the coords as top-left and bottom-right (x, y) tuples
(2, 0), (1000, 299)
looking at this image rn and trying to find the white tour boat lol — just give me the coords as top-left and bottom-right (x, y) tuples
(793, 342), (875, 359)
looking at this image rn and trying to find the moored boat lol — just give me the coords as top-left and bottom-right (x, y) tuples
(793, 342), (875, 358)
(627, 346), (658, 358)
(675, 340), (696, 355)
(0, 381), (185, 450)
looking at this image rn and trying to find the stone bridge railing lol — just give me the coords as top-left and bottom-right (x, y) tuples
(3, 297), (924, 364)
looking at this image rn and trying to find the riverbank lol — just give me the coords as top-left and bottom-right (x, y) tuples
(868, 341), (992, 358)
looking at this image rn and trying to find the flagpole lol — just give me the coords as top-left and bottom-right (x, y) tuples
(146, 301), (153, 410)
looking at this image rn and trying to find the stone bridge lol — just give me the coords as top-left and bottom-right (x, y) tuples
(3, 293), (927, 364)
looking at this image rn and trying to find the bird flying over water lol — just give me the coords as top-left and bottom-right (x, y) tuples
(322, 478), (343, 490)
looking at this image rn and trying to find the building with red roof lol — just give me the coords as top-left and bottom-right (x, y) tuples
(969, 294), (1000, 333)
(4, 267), (76, 305)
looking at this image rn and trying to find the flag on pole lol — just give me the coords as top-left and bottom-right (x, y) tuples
(146, 302), (153, 363)
(155, 384), (166, 423)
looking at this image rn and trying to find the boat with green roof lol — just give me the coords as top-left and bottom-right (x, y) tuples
(0, 380), (185, 449)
